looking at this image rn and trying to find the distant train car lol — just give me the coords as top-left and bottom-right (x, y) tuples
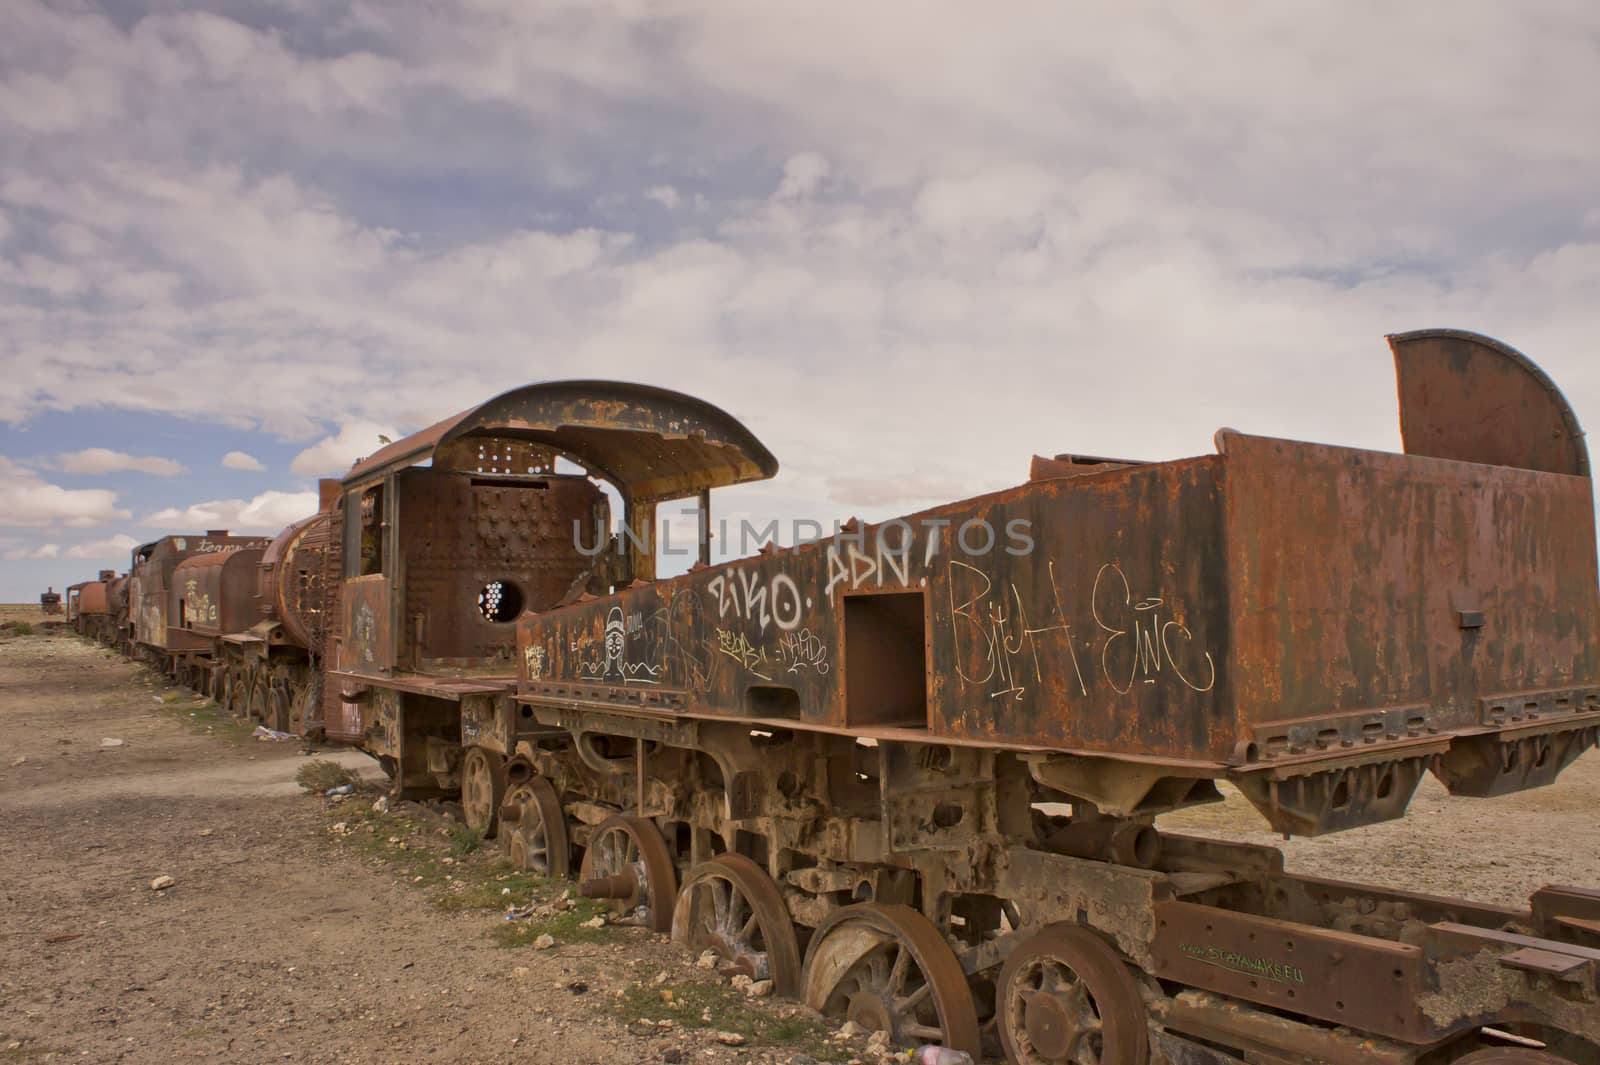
(168, 545), (265, 697)
(127, 531), (272, 672)
(73, 570), (118, 643)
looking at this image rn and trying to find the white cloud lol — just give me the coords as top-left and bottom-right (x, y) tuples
(142, 489), (319, 533)
(290, 421), (400, 476)
(55, 447), (185, 475)
(644, 185), (679, 209)
(64, 534), (139, 560)
(0, 457), (130, 527)
(6, 533), (142, 561)
(221, 449), (265, 471)
(773, 152), (829, 200)
(4, 542), (60, 560)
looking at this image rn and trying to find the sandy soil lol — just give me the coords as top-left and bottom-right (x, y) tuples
(4, 606), (1600, 1063)
(0, 618), (838, 1065)
(1158, 738), (1600, 909)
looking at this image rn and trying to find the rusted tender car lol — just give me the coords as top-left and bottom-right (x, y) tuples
(168, 544), (264, 697)
(127, 531), (272, 677)
(491, 331), (1600, 1064)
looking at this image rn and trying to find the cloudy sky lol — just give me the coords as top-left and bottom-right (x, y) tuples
(2, 1), (1599, 601)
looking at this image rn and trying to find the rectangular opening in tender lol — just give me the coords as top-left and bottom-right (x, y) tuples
(843, 591), (929, 729)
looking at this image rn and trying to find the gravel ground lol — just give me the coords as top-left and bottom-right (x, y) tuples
(0, 611), (842, 1065)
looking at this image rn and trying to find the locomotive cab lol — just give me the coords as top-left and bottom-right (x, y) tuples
(326, 380), (776, 809)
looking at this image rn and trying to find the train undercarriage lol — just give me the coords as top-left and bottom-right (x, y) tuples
(320, 680), (1599, 1065)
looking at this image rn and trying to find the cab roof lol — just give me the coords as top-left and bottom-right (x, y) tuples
(342, 380), (778, 501)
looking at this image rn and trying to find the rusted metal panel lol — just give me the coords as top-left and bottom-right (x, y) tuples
(171, 548), (264, 638)
(1151, 899), (1432, 1042)
(1391, 328), (1589, 476)
(340, 576), (393, 674)
(1155, 993), (1418, 1065)
(77, 581), (109, 616)
(392, 467), (600, 667)
(1220, 430), (1600, 757)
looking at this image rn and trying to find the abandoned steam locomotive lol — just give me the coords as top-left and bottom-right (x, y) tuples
(64, 330), (1600, 1064)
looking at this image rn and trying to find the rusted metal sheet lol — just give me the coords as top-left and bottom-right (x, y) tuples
(392, 467), (600, 666)
(340, 576), (394, 674)
(343, 380), (777, 498)
(171, 548), (265, 638)
(1220, 430), (1600, 755)
(77, 581), (109, 616)
(1391, 328), (1589, 476)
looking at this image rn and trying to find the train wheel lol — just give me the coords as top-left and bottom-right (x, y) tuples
(460, 747), (506, 838)
(578, 814), (677, 933)
(287, 684), (309, 736)
(801, 903), (981, 1058)
(247, 676), (269, 725)
(671, 853), (802, 998)
(997, 923), (1147, 1065)
(268, 686), (291, 733)
(503, 777), (569, 878)
(227, 666), (250, 718)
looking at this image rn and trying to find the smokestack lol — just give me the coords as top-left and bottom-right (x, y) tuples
(206, 530), (229, 538)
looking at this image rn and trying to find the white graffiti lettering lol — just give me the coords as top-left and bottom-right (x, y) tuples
(706, 568), (804, 632)
(948, 560), (1085, 702)
(1091, 564), (1216, 694)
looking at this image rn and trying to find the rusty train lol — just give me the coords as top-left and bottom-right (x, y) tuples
(59, 330), (1600, 1064)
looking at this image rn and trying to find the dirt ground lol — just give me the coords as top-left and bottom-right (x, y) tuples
(0, 611), (842, 1065)
(1160, 750), (1600, 908)
(4, 603), (1600, 1063)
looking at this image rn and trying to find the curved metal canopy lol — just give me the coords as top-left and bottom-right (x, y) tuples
(343, 380), (778, 499)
